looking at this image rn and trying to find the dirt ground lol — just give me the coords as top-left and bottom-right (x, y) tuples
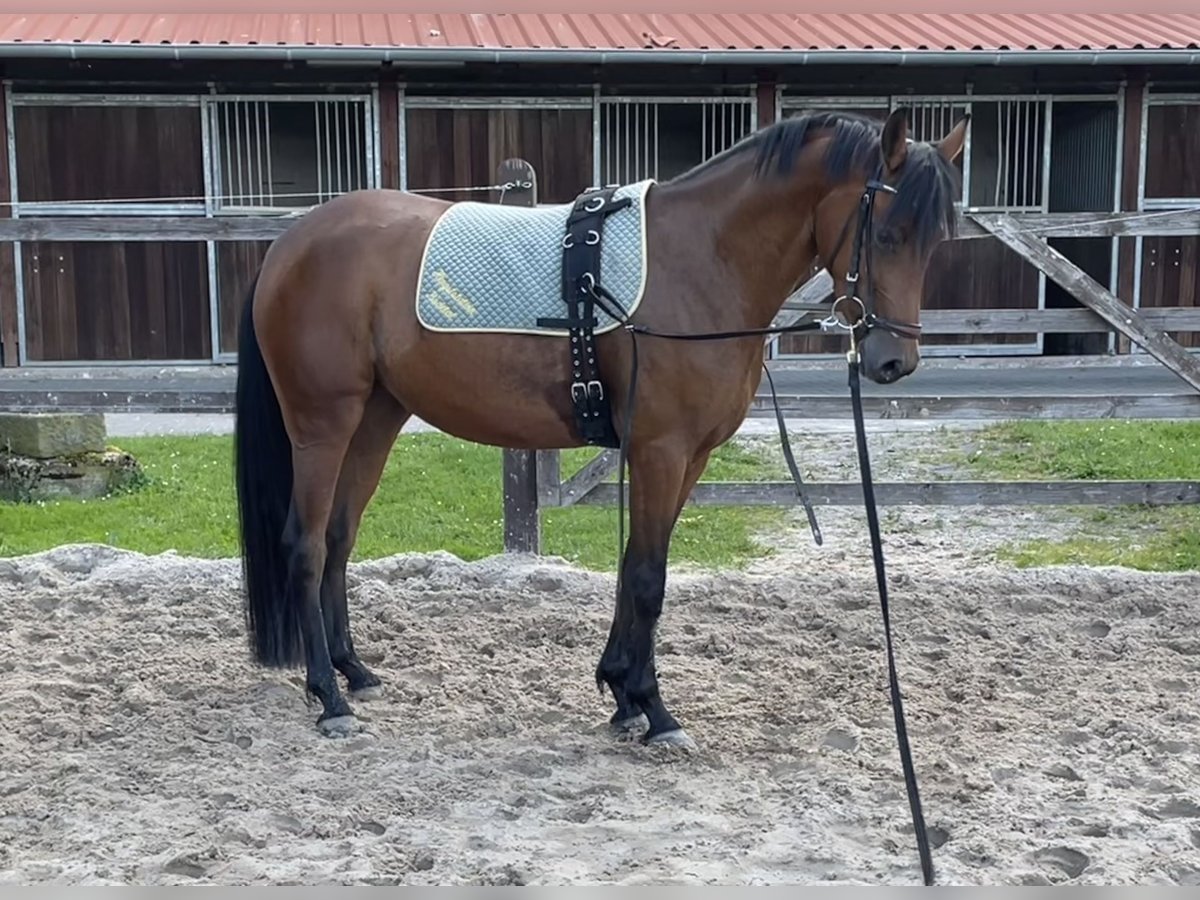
(1, 427), (1198, 886)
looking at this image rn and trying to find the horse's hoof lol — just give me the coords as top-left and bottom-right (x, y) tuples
(318, 714), (361, 738)
(609, 713), (649, 738)
(350, 684), (384, 701)
(645, 728), (697, 751)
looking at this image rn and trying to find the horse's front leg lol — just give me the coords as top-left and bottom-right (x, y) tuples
(596, 439), (699, 748)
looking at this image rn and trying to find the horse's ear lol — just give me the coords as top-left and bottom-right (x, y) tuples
(881, 107), (909, 173)
(937, 114), (970, 163)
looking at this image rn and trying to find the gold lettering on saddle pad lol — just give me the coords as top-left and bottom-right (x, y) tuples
(422, 270), (478, 321)
(433, 271), (478, 316)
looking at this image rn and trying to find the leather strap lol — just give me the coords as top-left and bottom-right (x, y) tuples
(537, 186), (632, 448)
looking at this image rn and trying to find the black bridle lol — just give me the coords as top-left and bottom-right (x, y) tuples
(583, 171), (937, 886)
(819, 165), (924, 345)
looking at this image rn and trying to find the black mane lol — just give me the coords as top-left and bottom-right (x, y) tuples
(675, 110), (962, 254)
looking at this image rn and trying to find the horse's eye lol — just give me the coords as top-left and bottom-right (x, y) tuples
(875, 228), (899, 252)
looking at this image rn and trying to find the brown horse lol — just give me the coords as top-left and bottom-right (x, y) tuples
(233, 108), (968, 743)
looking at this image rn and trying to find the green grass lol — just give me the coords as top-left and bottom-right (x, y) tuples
(957, 420), (1200, 481)
(961, 420), (1200, 572)
(0, 433), (788, 571)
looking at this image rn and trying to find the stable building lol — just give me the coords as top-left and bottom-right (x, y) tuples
(0, 13), (1197, 368)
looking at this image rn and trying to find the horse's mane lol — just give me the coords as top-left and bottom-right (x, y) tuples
(669, 109), (962, 254)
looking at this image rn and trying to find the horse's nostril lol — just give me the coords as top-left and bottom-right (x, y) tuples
(878, 358), (905, 383)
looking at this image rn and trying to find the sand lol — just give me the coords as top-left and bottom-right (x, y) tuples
(1, 510), (1198, 885)
(2, 422), (1198, 885)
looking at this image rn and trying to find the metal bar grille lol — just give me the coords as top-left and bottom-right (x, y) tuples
(600, 97), (754, 185)
(209, 96), (372, 211)
(969, 97), (1046, 210)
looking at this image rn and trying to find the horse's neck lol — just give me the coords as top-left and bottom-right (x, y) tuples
(652, 153), (825, 329)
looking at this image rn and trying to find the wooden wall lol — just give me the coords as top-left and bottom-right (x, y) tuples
(14, 104), (204, 204)
(20, 241), (210, 362)
(404, 106), (593, 204)
(1138, 100), (1200, 348)
(216, 241), (272, 356)
(11, 103), (211, 363)
(1140, 237), (1200, 348)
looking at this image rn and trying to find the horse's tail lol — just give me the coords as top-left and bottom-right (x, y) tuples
(234, 272), (303, 667)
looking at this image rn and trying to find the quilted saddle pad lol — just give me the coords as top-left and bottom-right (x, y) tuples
(415, 180), (653, 336)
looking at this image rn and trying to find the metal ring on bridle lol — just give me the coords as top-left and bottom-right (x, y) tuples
(825, 294), (866, 331)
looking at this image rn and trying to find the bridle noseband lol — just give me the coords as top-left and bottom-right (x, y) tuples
(820, 166), (925, 349)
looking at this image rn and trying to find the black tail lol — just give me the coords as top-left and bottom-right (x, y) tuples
(234, 273), (303, 667)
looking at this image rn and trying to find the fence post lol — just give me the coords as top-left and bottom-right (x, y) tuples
(496, 159), (545, 554)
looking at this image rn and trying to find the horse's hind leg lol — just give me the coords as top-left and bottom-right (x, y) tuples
(283, 406), (366, 736)
(322, 385), (410, 699)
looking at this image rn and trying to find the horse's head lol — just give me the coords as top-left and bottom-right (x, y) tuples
(812, 108), (967, 384)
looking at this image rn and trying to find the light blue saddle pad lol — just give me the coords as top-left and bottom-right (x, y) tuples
(415, 180), (653, 336)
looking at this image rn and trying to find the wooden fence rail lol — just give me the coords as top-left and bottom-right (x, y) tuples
(1, 207), (1198, 244)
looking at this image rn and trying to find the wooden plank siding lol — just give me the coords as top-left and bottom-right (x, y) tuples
(1139, 236), (1200, 348)
(215, 241), (272, 355)
(20, 241), (210, 362)
(920, 238), (1042, 349)
(1144, 102), (1200, 200)
(403, 106), (593, 204)
(12, 101), (213, 362)
(1139, 99), (1200, 348)
(13, 104), (204, 205)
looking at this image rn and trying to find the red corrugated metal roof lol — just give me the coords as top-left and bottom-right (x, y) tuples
(0, 13), (1198, 52)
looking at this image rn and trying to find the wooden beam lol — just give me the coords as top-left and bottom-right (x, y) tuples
(502, 449), (540, 553)
(973, 213), (1200, 394)
(960, 209), (1200, 240)
(755, 75), (777, 130)
(0, 208), (1195, 246)
(764, 353), (1173, 372)
(577, 479), (1200, 508)
(772, 270), (834, 328)
(910, 306), (1200, 335)
(0, 216), (298, 242)
(746, 392), (1200, 421)
(5, 389), (1199, 422)
(558, 449), (620, 507)
(535, 450), (561, 507)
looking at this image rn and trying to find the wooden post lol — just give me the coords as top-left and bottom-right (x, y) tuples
(377, 76), (401, 191)
(755, 72), (777, 131)
(0, 80), (18, 367)
(496, 159), (544, 554)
